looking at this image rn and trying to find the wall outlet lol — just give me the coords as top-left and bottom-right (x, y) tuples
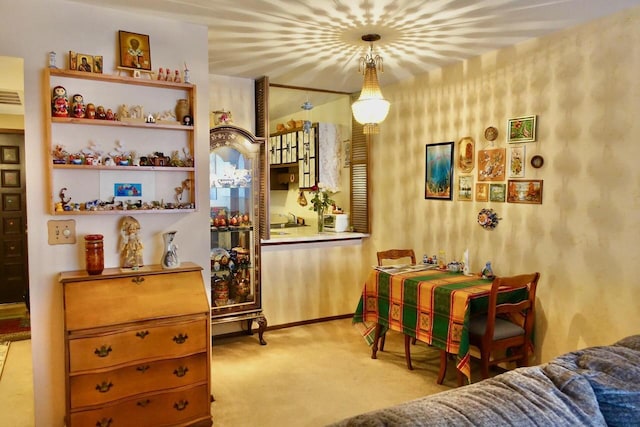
(47, 220), (77, 245)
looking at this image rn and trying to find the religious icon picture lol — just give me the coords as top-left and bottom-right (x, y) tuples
(76, 54), (94, 73)
(118, 30), (152, 71)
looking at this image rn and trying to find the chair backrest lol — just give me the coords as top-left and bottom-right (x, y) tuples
(485, 272), (540, 343)
(377, 249), (416, 266)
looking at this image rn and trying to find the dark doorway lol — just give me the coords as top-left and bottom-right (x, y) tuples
(0, 131), (29, 307)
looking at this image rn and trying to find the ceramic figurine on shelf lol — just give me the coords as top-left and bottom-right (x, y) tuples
(51, 85), (69, 117)
(157, 67), (165, 81)
(71, 94), (85, 118)
(173, 69), (182, 83)
(481, 261), (495, 279)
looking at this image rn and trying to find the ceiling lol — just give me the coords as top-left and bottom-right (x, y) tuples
(70, 0), (640, 94)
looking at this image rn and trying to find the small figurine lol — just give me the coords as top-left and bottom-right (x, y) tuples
(71, 94), (85, 118)
(52, 85), (69, 117)
(183, 63), (191, 83)
(481, 261), (495, 279)
(165, 68), (173, 82)
(119, 216), (144, 269)
(96, 105), (107, 119)
(173, 69), (182, 83)
(105, 109), (115, 120)
(157, 67), (165, 81)
(85, 103), (96, 119)
(48, 51), (57, 69)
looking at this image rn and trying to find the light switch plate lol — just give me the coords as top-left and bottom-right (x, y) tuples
(47, 220), (77, 245)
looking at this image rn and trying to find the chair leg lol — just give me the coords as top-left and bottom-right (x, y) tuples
(371, 323), (383, 360)
(437, 350), (447, 384)
(480, 351), (490, 379)
(412, 337), (417, 345)
(404, 335), (414, 370)
(380, 331), (386, 351)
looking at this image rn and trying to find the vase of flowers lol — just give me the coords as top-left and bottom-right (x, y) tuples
(309, 183), (335, 232)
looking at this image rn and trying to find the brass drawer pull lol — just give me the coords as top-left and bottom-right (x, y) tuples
(136, 365), (150, 373)
(96, 417), (113, 427)
(172, 333), (188, 344)
(132, 277), (145, 285)
(173, 400), (189, 411)
(94, 345), (112, 358)
(95, 381), (113, 393)
(173, 366), (189, 377)
(136, 399), (151, 407)
(135, 330), (149, 339)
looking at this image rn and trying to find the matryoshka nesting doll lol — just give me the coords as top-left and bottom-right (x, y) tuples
(85, 103), (96, 119)
(71, 94), (85, 118)
(51, 85), (69, 117)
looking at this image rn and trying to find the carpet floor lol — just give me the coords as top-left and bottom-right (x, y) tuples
(0, 341), (9, 381)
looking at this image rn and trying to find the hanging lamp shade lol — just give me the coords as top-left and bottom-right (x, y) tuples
(351, 34), (390, 134)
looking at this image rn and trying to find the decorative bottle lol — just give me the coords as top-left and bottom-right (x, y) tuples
(482, 261), (495, 279)
(161, 231), (179, 269)
(84, 234), (104, 275)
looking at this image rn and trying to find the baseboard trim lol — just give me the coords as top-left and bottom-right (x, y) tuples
(212, 313), (352, 340)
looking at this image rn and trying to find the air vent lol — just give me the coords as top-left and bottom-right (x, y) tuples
(0, 90), (22, 106)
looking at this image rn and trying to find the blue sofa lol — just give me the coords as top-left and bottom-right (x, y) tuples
(329, 335), (640, 426)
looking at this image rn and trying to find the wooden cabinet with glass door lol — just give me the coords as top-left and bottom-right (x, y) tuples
(209, 125), (267, 344)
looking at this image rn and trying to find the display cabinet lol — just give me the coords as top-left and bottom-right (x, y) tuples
(44, 68), (196, 215)
(209, 125), (267, 344)
(268, 122), (318, 188)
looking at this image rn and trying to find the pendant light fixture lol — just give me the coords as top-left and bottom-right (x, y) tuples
(351, 34), (390, 134)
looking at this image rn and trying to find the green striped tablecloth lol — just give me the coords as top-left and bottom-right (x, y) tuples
(353, 268), (527, 381)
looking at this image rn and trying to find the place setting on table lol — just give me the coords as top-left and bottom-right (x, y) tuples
(353, 251), (530, 384)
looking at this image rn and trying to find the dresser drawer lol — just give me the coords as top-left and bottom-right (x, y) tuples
(64, 269), (209, 331)
(69, 384), (211, 427)
(69, 318), (207, 372)
(70, 352), (208, 408)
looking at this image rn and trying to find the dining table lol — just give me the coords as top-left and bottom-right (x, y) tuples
(353, 265), (528, 383)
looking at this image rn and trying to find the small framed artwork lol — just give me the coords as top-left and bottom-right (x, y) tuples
(507, 179), (543, 204)
(508, 145), (526, 178)
(1, 170), (20, 188)
(457, 136), (474, 173)
(489, 183), (506, 202)
(425, 141), (454, 200)
(76, 54), (94, 72)
(93, 55), (103, 74)
(118, 30), (152, 71)
(507, 115), (536, 143)
(1, 146), (19, 164)
(69, 51), (77, 70)
(476, 183), (489, 202)
(458, 175), (473, 201)
(478, 148), (506, 181)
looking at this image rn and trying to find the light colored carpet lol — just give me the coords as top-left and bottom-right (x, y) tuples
(211, 318), (457, 427)
(0, 339), (33, 427)
(0, 341), (9, 380)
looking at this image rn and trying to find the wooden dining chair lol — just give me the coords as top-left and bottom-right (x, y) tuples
(437, 272), (540, 385)
(376, 249), (417, 370)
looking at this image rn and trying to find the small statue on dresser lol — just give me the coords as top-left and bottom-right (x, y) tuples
(120, 216), (144, 269)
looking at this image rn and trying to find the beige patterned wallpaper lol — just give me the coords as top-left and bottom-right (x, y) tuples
(366, 7), (640, 362)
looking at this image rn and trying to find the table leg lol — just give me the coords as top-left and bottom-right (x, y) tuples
(371, 323), (383, 359)
(404, 335), (414, 370)
(437, 350), (447, 384)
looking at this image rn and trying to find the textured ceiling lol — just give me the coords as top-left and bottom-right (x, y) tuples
(71, 0), (640, 93)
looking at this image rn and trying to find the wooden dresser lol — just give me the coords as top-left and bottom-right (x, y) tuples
(60, 262), (212, 427)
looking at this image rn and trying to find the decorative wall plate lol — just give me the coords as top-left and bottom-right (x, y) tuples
(484, 126), (498, 142)
(530, 155), (544, 168)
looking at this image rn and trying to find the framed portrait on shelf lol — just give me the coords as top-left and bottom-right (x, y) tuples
(76, 54), (94, 72)
(425, 141), (454, 200)
(93, 55), (103, 74)
(457, 136), (474, 173)
(475, 183), (489, 202)
(489, 183), (506, 202)
(507, 179), (543, 204)
(458, 175), (473, 201)
(508, 145), (526, 178)
(478, 148), (506, 181)
(507, 115), (536, 143)
(118, 30), (152, 71)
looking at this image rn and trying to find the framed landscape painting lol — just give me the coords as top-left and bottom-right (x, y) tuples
(489, 183), (506, 202)
(425, 142), (454, 200)
(458, 175), (473, 201)
(507, 179), (543, 204)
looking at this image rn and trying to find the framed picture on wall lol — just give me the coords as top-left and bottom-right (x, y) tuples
(118, 30), (152, 71)
(489, 183), (506, 202)
(507, 179), (543, 204)
(425, 141), (454, 200)
(457, 136), (474, 173)
(458, 175), (473, 201)
(476, 183), (489, 202)
(478, 148), (506, 181)
(508, 145), (526, 178)
(507, 115), (536, 143)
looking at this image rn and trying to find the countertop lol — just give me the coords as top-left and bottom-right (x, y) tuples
(262, 227), (368, 247)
